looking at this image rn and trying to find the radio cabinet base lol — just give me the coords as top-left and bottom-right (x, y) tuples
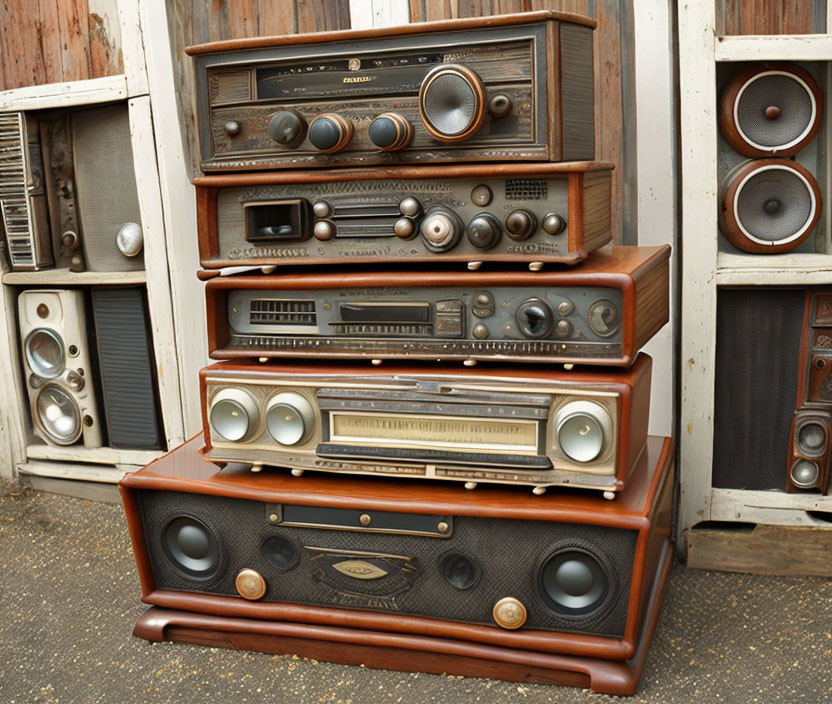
(133, 540), (669, 696)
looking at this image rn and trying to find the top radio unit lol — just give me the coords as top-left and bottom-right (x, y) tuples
(186, 12), (595, 171)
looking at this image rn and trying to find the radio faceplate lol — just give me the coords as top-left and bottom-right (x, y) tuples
(187, 13), (595, 170)
(199, 355), (652, 494)
(199, 163), (612, 269)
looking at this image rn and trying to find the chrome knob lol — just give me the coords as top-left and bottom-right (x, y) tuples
(312, 200), (332, 218)
(398, 197), (422, 217)
(209, 388), (260, 443)
(394, 217), (416, 239)
(116, 222), (143, 258)
(543, 212), (567, 235)
(266, 392), (314, 446)
(555, 401), (612, 463)
(224, 120), (241, 135)
(313, 221), (335, 241)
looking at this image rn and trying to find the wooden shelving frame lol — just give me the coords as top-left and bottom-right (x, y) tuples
(678, 2), (832, 550)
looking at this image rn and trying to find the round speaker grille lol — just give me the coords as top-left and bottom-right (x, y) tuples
(734, 165), (815, 243)
(737, 73), (815, 150)
(721, 64), (822, 156)
(419, 65), (485, 141)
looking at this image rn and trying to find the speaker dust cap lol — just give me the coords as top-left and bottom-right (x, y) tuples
(720, 63), (823, 157)
(721, 159), (821, 254)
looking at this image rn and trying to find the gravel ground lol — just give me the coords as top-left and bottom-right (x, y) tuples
(1, 484), (831, 704)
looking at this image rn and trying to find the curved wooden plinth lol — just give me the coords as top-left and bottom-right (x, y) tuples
(133, 540), (671, 696)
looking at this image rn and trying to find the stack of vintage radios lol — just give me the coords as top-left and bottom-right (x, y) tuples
(120, 12), (671, 695)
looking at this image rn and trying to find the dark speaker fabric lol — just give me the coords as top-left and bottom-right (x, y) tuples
(138, 489), (638, 637)
(713, 289), (805, 490)
(91, 287), (163, 449)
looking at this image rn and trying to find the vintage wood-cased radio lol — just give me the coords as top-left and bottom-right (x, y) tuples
(196, 162), (612, 269)
(200, 354), (651, 495)
(122, 435), (673, 695)
(202, 246), (670, 367)
(186, 12), (596, 171)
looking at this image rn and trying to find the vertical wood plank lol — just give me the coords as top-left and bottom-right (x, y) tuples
(716, 0), (825, 35)
(117, 0), (149, 95)
(56, 0), (92, 83)
(37, 0), (65, 85)
(229, 0), (259, 38)
(87, 0), (124, 77)
(1, 0), (47, 89)
(295, 0), (351, 32)
(258, 0), (297, 35)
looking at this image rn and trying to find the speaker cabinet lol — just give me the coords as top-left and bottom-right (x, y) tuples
(121, 434), (674, 695)
(91, 287), (163, 450)
(18, 289), (101, 447)
(714, 288), (832, 493)
(718, 62), (826, 255)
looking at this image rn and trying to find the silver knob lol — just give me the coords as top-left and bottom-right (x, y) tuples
(399, 197), (422, 217)
(116, 223), (143, 257)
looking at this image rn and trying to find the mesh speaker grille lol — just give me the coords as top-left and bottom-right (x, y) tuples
(505, 179), (548, 200)
(735, 166), (813, 242)
(713, 289), (805, 490)
(91, 287), (163, 450)
(422, 73), (477, 136)
(737, 73), (814, 149)
(138, 490), (637, 637)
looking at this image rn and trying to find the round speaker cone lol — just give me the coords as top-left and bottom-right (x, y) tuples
(419, 65), (484, 141)
(724, 161), (820, 251)
(540, 549), (609, 615)
(736, 72), (816, 151)
(25, 328), (66, 379)
(797, 421), (826, 456)
(439, 553), (480, 591)
(261, 535), (299, 571)
(35, 385), (81, 445)
(164, 516), (219, 576)
(790, 459), (820, 489)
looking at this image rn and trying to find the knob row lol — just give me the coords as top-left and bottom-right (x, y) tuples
(263, 111), (414, 153)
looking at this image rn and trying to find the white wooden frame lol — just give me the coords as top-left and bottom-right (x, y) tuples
(678, 2), (832, 545)
(0, 0), (188, 484)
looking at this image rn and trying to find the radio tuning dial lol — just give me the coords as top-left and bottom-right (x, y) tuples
(466, 213), (502, 250)
(420, 206), (464, 252)
(515, 298), (554, 338)
(505, 209), (537, 241)
(308, 113), (353, 153)
(266, 392), (315, 446)
(369, 112), (413, 151)
(267, 110), (306, 149)
(543, 212), (567, 235)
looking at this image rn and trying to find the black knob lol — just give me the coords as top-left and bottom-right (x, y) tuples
(369, 112), (413, 151)
(515, 298), (554, 339)
(466, 213), (502, 250)
(420, 206), (464, 253)
(267, 110), (306, 148)
(308, 114), (353, 153)
(505, 210), (537, 240)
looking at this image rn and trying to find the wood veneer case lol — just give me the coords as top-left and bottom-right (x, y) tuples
(121, 434), (674, 696)
(186, 12), (596, 171)
(194, 162), (613, 270)
(202, 245), (670, 367)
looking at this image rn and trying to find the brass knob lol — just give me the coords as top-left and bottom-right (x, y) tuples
(235, 568), (267, 601)
(492, 597), (527, 630)
(359, 513), (372, 526)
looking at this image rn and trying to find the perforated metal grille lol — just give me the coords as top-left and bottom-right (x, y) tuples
(735, 166), (814, 241)
(250, 299), (316, 326)
(737, 73), (815, 149)
(138, 490), (637, 637)
(713, 289), (805, 490)
(505, 179), (548, 200)
(0, 113), (35, 267)
(422, 73), (477, 136)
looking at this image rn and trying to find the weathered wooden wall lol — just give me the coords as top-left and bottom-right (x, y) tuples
(0, 0), (123, 91)
(410, 0), (637, 244)
(715, 0), (826, 35)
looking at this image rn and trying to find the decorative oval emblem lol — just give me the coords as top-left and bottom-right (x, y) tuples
(332, 560), (389, 580)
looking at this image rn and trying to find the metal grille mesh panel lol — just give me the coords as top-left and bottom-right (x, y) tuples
(737, 73), (815, 149)
(505, 179), (548, 200)
(0, 113), (35, 267)
(138, 489), (637, 637)
(713, 289), (805, 490)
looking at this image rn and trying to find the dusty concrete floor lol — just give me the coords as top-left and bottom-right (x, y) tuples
(1, 484), (831, 704)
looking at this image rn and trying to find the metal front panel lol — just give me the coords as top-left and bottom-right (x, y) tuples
(213, 175), (578, 265)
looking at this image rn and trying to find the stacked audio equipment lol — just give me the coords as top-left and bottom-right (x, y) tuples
(122, 12), (672, 696)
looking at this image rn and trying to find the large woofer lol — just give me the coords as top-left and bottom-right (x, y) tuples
(34, 384), (82, 445)
(418, 64), (486, 142)
(540, 548), (610, 616)
(163, 516), (219, 577)
(720, 63), (822, 157)
(721, 159), (821, 253)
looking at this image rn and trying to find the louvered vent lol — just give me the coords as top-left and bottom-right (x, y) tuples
(0, 112), (39, 268)
(250, 299), (317, 326)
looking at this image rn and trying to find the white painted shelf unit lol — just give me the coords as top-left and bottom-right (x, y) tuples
(678, 2), (832, 545)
